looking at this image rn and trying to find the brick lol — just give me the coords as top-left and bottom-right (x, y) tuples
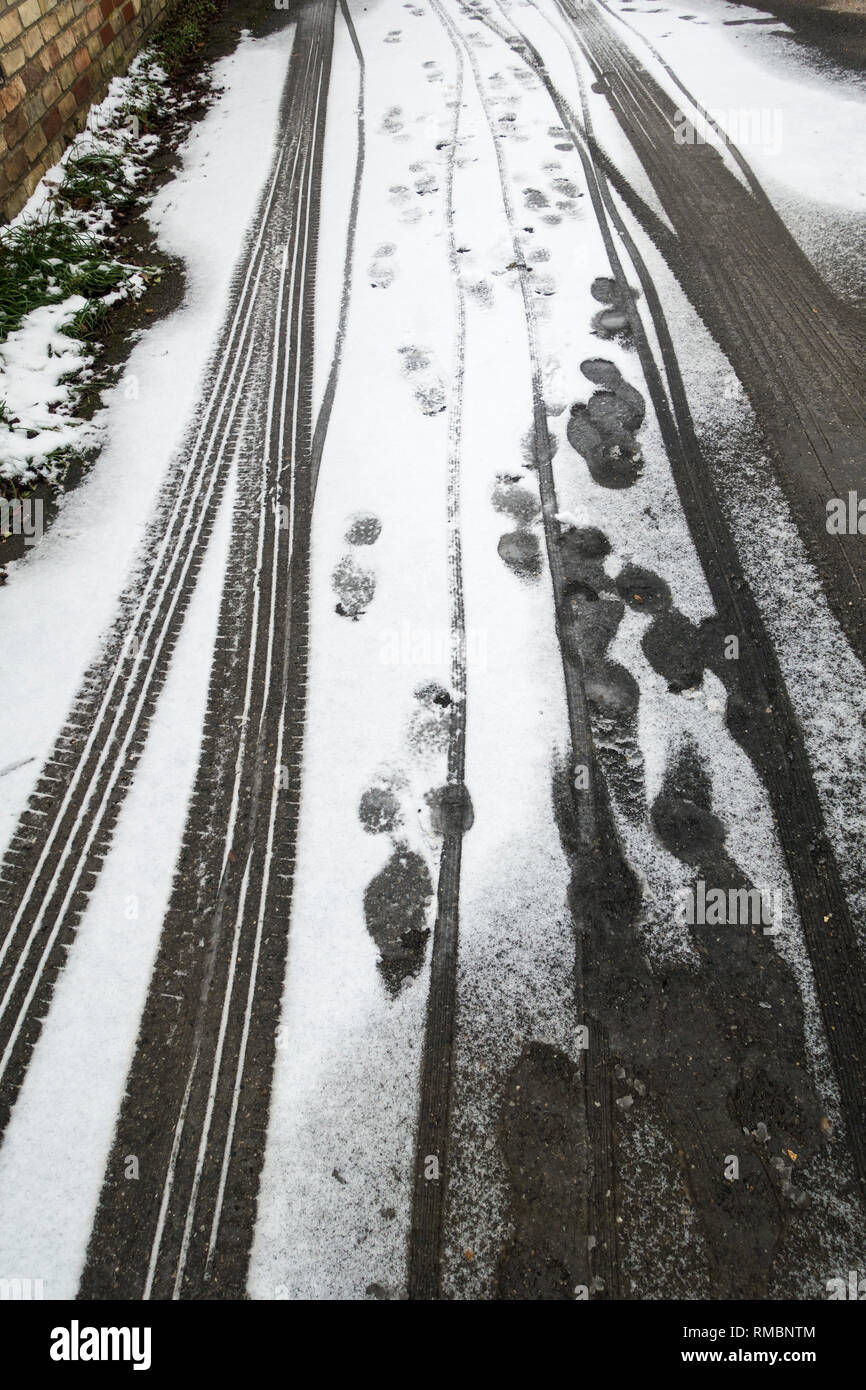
(87, 5), (101, 31)
(41, 73), (61, 107)
(18, 0), (43, 27)
(3, 45), (26, 75)
(40, 13), (60, 42)
(4, 148), (29, 185)
(100, 0), (114, 15)
(0, 11), (23, 47)
(42, 105), (62, 142)
(72, 72), (90, 104)
(22, 25), (44, 59)
(57, 90), (76, 120)
(56, 57), (75, 90)
(122, 0), (133, 20)
(23, 123), (47, 161)
(73, 46), (91, 72)
(87, 32), (102, 57)
(24, 89), (46, 124)
(45, 133), (65, 167)
(22, 57), (44, 93)
(24, 161), (46, 198)
(55, 0), (76, 31)
(99, 20), (113, 46)
(41, 40), (61, 70)
(3, 106), (29, 150)
(1, 76), (26, 115)
(57, 29), (75, 58)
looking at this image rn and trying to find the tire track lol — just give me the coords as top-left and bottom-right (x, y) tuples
(418, 0), (637, 1301)
(489, 0), (866, 1241)
(558, 0), (866, 671)
(0, 8), (328, 1147)
(73, 0), (335, 1299)
(407, 2), (471, 1303)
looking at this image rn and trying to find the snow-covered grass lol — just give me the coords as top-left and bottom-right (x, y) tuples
(0, 39), (198, 493)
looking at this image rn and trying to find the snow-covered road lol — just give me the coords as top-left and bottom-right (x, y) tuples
(1, 0), (865, 1300)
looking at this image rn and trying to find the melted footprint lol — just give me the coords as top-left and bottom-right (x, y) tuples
(333, 555), (376, 619)
(408, 680), (453, 757)
(399, 345), (446, 416)
(368, 243), (397, 289)
(493, 474), (543, 582)
(345, 511), (382, 546)
(566, 356), (646, 489)
(363, 844), (432, 993)
(358, 784), (403, 835)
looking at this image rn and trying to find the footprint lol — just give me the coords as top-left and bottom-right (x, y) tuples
(531, 272), (556, 297)
(345, 511), (383, 546)
(408, 680), (452, 756)
(498, 530), (543, 580)
(382, 107), (404, 135)
(369, 243), (397, 288)
(363, 844), (432, 993)
(590, 276), (638, 342)
(566, 356), (645, 489)
(493, 474), (543, 582)
(520, 424), (558, 470)
(384, 29), (403, 43)
(492, 477), (540, 524)
(614, 561), (672, 613)
(466, 278), (494, 308)
(333, 554), (376, 619)
(523, 187), (549, 209)
(414, 171), (439, 197)
(399, 345), (446, 416)
(425, 783), (475, 835)
(359, 785), (403, 834)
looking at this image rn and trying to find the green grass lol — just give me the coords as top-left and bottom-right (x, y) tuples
(0, 219), (133, 343)
(151, 0), (219, 75)
(54, 146), (134, 213)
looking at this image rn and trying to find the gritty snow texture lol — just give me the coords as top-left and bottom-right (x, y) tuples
(0, 29), (296, 1290)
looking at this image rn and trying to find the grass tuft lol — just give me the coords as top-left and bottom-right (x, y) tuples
(151, 0), (219, 75)
(0, 219), (132, 343)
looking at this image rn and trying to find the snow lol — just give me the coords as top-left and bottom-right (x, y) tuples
(0, 463), (235, 1299)
(603, 0), (866, 213)
(0, 26), (295, 859)
(0, 300), (97, 480)
(1, 0), (865, 1301)
(0, 27), (295, 1291)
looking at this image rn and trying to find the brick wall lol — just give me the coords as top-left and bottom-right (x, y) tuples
(0, 0), (174, 223)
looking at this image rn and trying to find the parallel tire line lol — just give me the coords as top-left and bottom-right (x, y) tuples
(523, 0), (866, 1203)
(78, 0), (336, 1300)
(0, 19), (326, 1143)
